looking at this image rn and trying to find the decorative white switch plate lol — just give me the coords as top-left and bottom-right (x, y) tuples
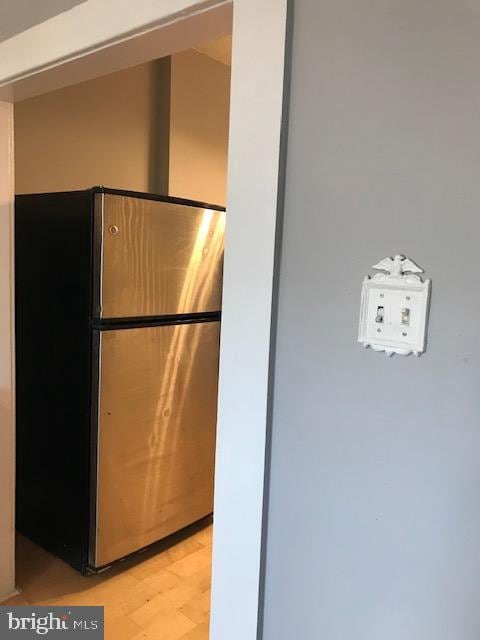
(358, 255), (431, 356)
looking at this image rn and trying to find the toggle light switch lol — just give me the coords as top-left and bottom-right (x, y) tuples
(375, 306), (384, 323)
(401, 308), (410, 326)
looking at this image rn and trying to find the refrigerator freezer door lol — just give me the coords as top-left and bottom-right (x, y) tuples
(98, 194), (225, 319)
(92, 321), (220, 568)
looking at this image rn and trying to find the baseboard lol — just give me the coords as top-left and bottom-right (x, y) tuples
(0, 589), (20, 604)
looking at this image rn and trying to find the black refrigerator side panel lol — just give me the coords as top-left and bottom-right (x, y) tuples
(15, 191), (94, 573)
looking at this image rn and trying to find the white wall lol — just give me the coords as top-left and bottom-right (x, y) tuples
(15, 49), (230, 205)
(0, 101), (15, 601)
(169, 49), (230, 205)
(15, 62), (164, 194)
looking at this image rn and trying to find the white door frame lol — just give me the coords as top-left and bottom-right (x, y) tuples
(0, 1), (289, 638)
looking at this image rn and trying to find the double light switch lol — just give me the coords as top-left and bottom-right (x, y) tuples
(358, 255), (431, 357)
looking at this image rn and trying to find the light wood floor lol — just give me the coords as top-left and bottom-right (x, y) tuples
(4, 524), (212, 640)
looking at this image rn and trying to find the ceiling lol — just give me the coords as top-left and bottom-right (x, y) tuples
(0, 0), (86, 43)
(194, 35), (232, 66)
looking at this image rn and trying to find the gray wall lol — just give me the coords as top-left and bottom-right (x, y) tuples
(263, 1), (480, 639)
(0, 0), (86, 43)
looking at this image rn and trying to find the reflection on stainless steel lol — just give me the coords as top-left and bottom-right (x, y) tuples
(95, 321), (220, 567)
(99, 194), (225, 318)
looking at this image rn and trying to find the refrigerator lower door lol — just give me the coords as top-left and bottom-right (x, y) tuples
(91, 321), (220, 568)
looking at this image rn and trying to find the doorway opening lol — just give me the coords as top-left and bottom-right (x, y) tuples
(0, 2), (289, 638)
(10, 34), (232, 640)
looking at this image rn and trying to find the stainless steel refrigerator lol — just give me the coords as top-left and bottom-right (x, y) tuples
(15, 187), (225, 573)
